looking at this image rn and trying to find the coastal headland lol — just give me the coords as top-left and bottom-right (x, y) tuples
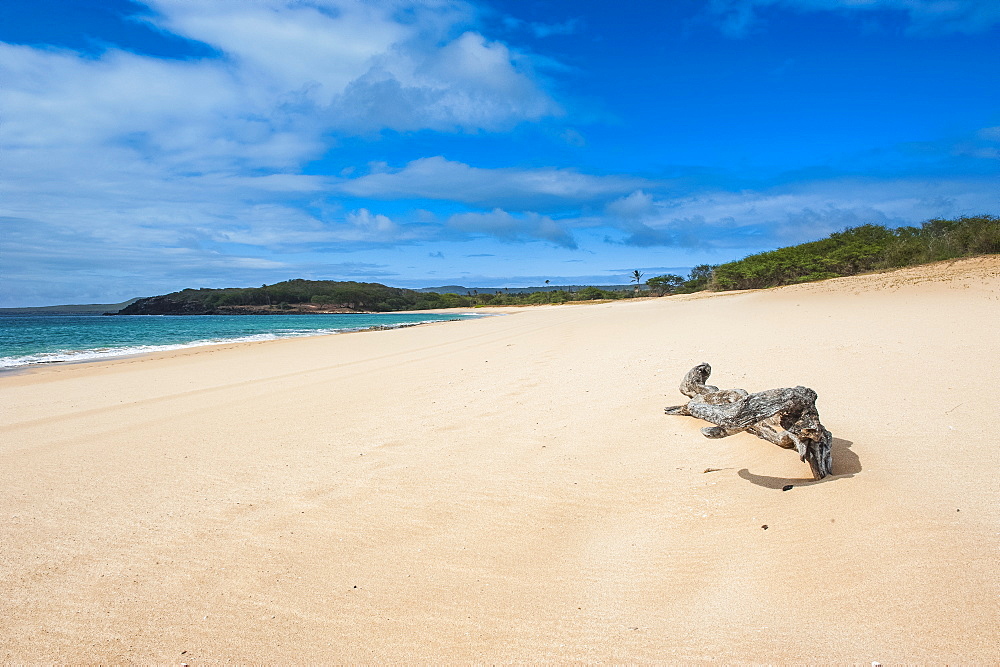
(2, 256), (998, 662)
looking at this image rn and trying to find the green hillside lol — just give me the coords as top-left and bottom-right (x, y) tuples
(707, 214), (998, 291)
(113, 279), (636, 314)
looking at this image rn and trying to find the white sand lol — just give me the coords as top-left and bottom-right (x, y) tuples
(2, 256), (999, 662)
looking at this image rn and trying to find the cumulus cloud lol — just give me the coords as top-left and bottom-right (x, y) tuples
(0, 43), (284, 173)
(144, 0), (559, 133)
(2, 1), (560, 171)
(335, 156), (650, 208)
(709, 0), (1000, 35)
(341, 208), (412, 243)
(605, 190), (658, 220)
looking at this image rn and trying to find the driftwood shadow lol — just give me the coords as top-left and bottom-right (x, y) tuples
(737, 438), (860, 489)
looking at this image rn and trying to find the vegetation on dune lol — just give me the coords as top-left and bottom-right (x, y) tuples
(677, 264), (717, 293)
(711, 215), (998, 291)
(438, 286), (634, 307)
(647, 264), (716, 295)
(646, 214), (999, 293)
(645, 273), (684, 295)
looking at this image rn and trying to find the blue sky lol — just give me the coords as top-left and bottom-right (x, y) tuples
(1, 0), (998, 306)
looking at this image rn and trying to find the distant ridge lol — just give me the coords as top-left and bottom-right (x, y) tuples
(0, 299), (142, 315)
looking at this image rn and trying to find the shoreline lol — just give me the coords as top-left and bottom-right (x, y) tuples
(1, 310), (511, 374)
(8, 253), (991, 375)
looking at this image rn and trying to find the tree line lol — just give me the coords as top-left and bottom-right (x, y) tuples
(704, 214), (998, 291)
(641, 214), (997, 294)
(117, 279), (645, 314)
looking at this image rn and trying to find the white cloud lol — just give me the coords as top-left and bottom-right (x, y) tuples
(342, 208), (415, 243)
(604, 177), (999, 248)
(335, 156), (650, 207)
(144, 0), (558, 132)
(605, 190), (657, 220)
(448, 209), (577, 247)
(0, 44), (271, 167)
(146, 0), (408, 95)
(2, 0), (560, 169)
(178, 203), (423, 248)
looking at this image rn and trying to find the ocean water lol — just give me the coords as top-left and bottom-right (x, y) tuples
(0, 312), (484, 369)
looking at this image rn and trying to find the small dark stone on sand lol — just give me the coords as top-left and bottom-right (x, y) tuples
(782, 484), (794, 491)
(761, 524), (769, 530)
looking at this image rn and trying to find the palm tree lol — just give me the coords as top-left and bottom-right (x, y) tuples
(631, 269), (644, 294)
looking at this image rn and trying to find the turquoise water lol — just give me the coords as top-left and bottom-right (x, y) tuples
(0, 312), (484, 369)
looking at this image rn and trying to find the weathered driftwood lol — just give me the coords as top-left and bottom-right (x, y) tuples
(665, 363), (833, 479)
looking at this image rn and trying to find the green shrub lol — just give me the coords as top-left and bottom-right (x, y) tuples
(711, 215), (997, 291)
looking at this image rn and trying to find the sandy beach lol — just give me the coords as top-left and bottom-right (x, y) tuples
(2, 256), (998, 663)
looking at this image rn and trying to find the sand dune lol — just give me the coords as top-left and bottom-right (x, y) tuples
(2, 256), (999, 663)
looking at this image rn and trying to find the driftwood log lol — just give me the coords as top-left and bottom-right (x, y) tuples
(665, 363), (833, 479)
